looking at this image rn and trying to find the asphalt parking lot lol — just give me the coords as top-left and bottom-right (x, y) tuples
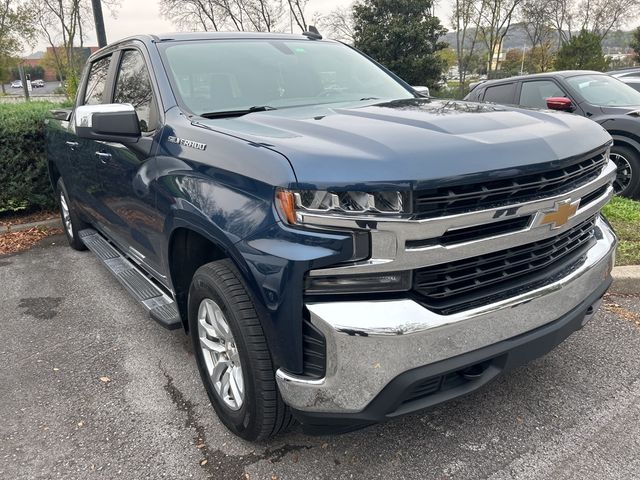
(2, 235), (640, 480)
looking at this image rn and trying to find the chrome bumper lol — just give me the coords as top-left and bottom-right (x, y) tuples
(276, 216), (616, 413)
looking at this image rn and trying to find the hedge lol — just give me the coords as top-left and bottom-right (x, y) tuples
(0, 102), (59, 213)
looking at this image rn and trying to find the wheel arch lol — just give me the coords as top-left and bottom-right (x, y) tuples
(607, 132), (640, 198)
(166, 222), (258, 332)
(608, 132), (640, 153)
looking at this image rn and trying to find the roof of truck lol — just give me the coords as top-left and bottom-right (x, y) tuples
(89, 31), (331, 58)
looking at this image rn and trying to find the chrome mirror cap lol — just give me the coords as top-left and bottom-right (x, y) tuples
(412, 86), (430, 97)
(75, 103), (136, 128)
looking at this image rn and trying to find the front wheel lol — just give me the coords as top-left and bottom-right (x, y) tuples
(188, 259), (293, 441)
(610, 145), (640, 199)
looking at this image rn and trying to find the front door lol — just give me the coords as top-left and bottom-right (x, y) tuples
(93, 48), (164, 277)
(66, 54), (113, 222)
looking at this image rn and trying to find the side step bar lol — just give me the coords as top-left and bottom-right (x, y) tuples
(79, 229), (182, 330)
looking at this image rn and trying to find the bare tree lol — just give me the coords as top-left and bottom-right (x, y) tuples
(32, 0), (119, 96)
(0, 0), (34, 93)
(36, 0), (86, 94)
(452, 0), (484, 93)
(287, 0), (307, 31)
(243, 0), (283, 32)
(316, 6), (354, 43)
(519, 0), (556, 71)
(159, 0), (226, 31)
(521, 0), (553, 47)
(477, 0), (524, 73)
(161, 0), (283, 32)
(547, 0), (640, 45)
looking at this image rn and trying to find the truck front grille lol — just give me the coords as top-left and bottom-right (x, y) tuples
(413, 217), (597, 315)
(414, 151), (607, 218)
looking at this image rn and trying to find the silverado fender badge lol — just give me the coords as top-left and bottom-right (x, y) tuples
(167, 135), (207, 151)
(536, 199), (580, 229)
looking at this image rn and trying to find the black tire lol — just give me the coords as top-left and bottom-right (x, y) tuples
(610, 145), (640, 199)
(56, 177), (88, 251)
(188, 259), (294, 441)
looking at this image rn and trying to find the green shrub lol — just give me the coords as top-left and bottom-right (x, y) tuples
(0, 102), (58, 213)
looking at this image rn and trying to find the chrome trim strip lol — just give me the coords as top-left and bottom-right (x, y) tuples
(276, 217), (616, 413)
(308, 161), (616, 275)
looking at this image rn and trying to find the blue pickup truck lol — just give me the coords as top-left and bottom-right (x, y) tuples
(46, 32), (617, 440)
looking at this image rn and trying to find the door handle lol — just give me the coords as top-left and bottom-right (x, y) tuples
(65, 141), (79, 148)
(95, 151), (112, 163)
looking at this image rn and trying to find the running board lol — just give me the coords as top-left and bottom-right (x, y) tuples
(79, 229), (182, 330)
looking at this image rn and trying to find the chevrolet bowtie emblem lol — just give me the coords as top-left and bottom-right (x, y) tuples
(538, 199), (580, 229)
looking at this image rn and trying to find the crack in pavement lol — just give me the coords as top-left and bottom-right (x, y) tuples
(161, 366), (311, 479)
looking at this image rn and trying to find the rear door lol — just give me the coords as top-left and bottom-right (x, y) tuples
(93, 47), (165, 277)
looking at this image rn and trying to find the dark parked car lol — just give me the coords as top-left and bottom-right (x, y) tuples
(465, 70), (640, 198)
(607, 68), (640, 93)
(46, 34), (616, 440)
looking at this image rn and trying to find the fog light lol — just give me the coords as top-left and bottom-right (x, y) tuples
(304, 271), (411, 295)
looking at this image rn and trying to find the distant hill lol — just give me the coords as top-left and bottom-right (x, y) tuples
(442, 24), (633, 52)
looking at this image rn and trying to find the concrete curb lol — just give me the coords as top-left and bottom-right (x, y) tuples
(611, 266), (640, 295)
(0, 218), (62, 234)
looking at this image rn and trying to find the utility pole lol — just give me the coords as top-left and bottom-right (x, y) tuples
(91, 0), (107, 48)
(18, 65), (30, 102)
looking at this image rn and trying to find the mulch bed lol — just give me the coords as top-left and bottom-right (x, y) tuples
(0, 226), (63, 256)
(0, 210), (59, 228)
(0, 209), (62, 256)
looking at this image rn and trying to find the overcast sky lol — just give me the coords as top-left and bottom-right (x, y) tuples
(25, 0), (453, 54)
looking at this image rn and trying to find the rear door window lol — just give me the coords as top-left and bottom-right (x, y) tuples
(83, 55), (111, 105)
(483, 83), (516, 104)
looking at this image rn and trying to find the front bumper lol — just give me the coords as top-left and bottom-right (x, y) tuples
(276, 216), (616, 421)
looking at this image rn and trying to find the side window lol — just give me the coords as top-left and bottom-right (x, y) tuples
(83, 56), (111, 105)
(483, 83), (516, 104)
(519, 80), (565, 109)
(114, 50), (156, 132)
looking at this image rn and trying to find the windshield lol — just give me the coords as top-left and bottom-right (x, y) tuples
(160, 39), (414, 116)
(566, 74), (640, 107)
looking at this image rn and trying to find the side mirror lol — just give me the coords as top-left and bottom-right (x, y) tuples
(75, 103), (141, 143)
(546, 97), (573, 112)
(412, 85), (430, 97)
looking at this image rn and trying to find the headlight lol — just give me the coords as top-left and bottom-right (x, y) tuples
(275, 188), (408, 225)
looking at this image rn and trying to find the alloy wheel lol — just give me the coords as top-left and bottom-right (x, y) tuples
(59, 191), (73, 238)
(197, 298), (245, 410)
(610, 152), (633, 194)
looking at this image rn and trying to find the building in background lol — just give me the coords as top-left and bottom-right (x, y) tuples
(20, 46), (99, 82)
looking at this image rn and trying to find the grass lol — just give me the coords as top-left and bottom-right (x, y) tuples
(602, 196), (640, 266)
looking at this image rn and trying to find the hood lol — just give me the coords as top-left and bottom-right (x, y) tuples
(194, 98), (612, 190)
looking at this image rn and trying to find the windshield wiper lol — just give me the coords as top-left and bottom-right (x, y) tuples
(199, 105), (277, 119)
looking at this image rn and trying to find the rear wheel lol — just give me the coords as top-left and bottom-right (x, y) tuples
(188, 259), (293, 440)
(56, 178), (88, 251)
(610, 145), (640, 199)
